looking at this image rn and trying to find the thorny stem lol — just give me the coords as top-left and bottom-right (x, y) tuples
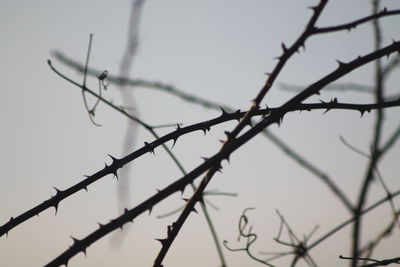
(44, 38), (400, 266)
(313, 8), (400, 34)
(153, 2), (329, 265)
(2, 52), (400, 239)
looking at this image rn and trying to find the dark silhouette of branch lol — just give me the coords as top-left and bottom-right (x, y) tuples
(53, 50), (400, 216)
(340, 255), (400, 266)
(152, 2), (330, 264)
(151, 29), (400, 267)
(314, 8), (400, 34)
(3, 49), (400, 239)
(2, 2), (400, 266)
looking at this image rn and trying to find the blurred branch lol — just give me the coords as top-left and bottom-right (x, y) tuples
(360, 210), (400, 260)
(4, 50), (400, 239)
(53, 52), (357, 211)
(280, 82), (374, 94)
(307, 189), (400, 251)
(52, 50), (232, 111)
(112, 0), (145, 246)
(351, 1), (387, 264)
(382, 54), (400, 79)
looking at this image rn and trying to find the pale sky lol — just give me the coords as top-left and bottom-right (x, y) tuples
(0, 1), (399, 266)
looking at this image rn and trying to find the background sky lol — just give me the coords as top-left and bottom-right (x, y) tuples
(0, 0), (399, 266)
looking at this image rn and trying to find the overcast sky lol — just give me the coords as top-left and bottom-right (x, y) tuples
(1, 1), (399, 266)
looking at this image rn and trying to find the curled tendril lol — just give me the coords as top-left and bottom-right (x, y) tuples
(97, 70), (109, 89)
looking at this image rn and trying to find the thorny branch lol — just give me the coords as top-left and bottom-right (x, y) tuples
(44, 40), (400, 265)
(2, 1), (400, 266)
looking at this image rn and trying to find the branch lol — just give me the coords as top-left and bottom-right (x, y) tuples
(352, 2), (387, 263)
(43, 40), (400, 266)
(308, 189), (400, 251)
(314, 8), (400, 34)
(152, 36), (400, 266)
(340, 255), (400, 267)
(3, 66), (400, 238)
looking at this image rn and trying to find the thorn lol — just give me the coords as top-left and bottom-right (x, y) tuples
(156, 238), (167, 246)
(201, 124), (210, 135)
(148, 206), (153, 215)
(216, 162), (223, 173)
(224, 131), (231, 140)
(219, 107), (228, 116)
(53, 203), (59, 215)
(308, 5), (318, 12)
(262, 104), (270, 118)
(336, 60), (346, 68)
(224, 154), (230, 163)
(144, 142), (155, 154)
(107, 154), (123, 179)
(70, 236), (80, 245)
(234, 109), (241, 121)
(190, 206), (198, 214)
(323, 108), (330, 115)
(360, 110), (365, 117)
(53, 187), (62, 194)
(276, 114), (285, 127)
(281, 42), (288, 53)
(171, 137), (178, 149)
(201, 157), (209, 162)
(178, 184), (186, 195)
